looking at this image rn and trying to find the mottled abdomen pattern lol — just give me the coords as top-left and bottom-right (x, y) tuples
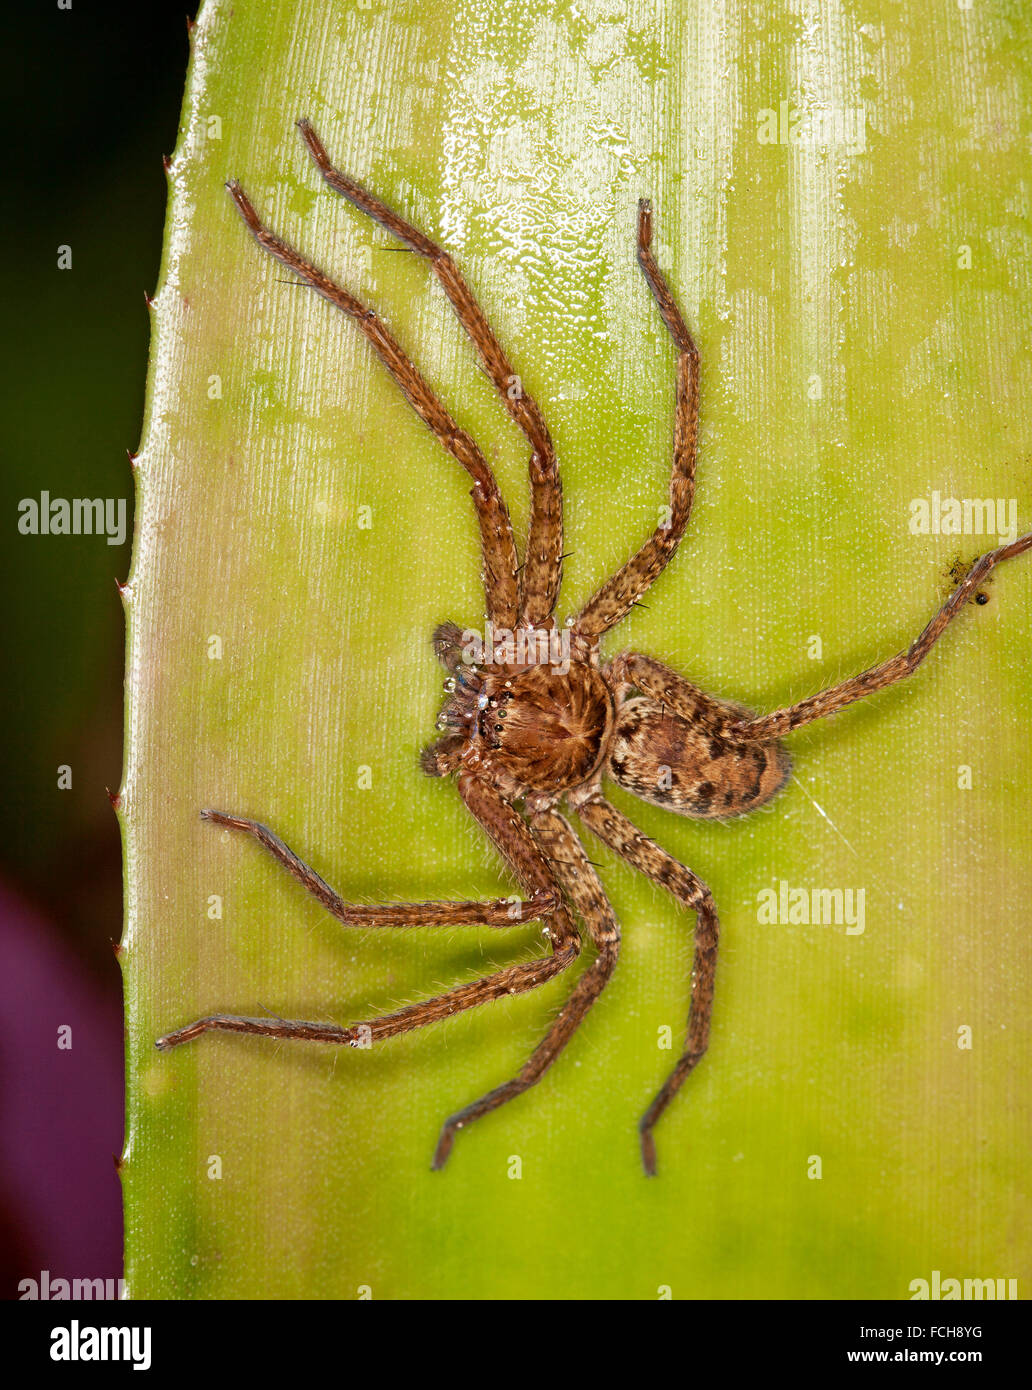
(606, 697), (791, 819)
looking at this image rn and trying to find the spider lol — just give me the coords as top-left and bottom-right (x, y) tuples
(157, 119), (1032, 1175)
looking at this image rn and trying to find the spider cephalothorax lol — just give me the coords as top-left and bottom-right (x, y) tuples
(423, 632), (615, 793)
(158, 118), (1032, 1176)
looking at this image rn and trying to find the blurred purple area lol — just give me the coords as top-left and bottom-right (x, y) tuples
(0, 881), (123, 1296)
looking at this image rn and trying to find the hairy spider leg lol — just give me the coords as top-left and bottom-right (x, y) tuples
(296, 120), (563, 630)
(432, 805), (620, 1167)
(574, 198), (700, 639)
(226, 179), (520, 628)
(607, 651), (741, 724)
(572, 792), (718, 1176)
(156, 777), (580, 1058)
(195, 809), (560, 927)
(733, 531), (1032, 741)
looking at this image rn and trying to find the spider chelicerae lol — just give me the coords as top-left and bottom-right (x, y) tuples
(157, 119), (1032, 1175)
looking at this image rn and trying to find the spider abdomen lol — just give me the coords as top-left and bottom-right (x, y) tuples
(606, 698), (791, 819)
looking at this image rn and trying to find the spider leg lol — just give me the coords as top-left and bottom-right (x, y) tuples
(732, 530), (1032, 741)
(574, 199), (700, 639)
(227, 179), (519, 628)
(432, 805), (620, 1169)
(297, 121), (562, 628)
(605, 651), (741, 728)
(571, 791), (718, 1176)
(197, 810), (560, 928)
(155, 942), (578, 1052)
(158, 777), (581, 1078)
(431, 621), (467, 672)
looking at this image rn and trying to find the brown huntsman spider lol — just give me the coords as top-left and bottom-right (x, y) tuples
(157, 120), (1032, 1175)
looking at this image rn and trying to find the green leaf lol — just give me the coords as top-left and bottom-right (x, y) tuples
(122, 0), (1032, 1298)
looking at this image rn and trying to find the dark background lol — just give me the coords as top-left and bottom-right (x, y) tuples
(0, 1), (196, 1295)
